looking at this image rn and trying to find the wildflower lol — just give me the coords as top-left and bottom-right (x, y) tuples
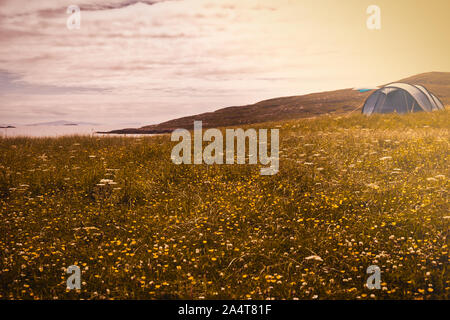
(305, 255), (323, 262)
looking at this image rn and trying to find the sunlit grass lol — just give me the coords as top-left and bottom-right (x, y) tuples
(0, 110), (448, 300)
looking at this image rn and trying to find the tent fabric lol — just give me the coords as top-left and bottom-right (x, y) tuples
(362, 83), (445, 115)
(415, 85), (445, 111)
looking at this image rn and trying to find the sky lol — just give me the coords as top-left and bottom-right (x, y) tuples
(0, 0), (449, 125)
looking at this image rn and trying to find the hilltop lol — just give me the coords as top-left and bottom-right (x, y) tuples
(108, 72), (450, 134)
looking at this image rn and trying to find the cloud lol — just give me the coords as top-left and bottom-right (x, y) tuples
(0, 70), (107, 94)
(0, 1), (172, 16)
(3, 0), (437, 124)
(79, 0), (174, 11)
(2, 1), (318, 88)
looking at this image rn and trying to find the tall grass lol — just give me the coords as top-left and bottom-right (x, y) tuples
(0, 110), (448, 299)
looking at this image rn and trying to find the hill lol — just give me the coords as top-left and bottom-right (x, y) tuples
(108, 72), (450, 134)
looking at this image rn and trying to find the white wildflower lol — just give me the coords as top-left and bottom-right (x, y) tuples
(305, 255), (323, 262)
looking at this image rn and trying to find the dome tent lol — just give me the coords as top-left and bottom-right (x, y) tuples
(362, 83), (444, 115)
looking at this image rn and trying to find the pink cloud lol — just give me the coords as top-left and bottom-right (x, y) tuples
(1, 0), (419, 124)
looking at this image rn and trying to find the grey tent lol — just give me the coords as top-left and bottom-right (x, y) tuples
(362, 83), (444, 115)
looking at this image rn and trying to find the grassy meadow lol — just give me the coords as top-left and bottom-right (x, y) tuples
(0, 110), (448, 300)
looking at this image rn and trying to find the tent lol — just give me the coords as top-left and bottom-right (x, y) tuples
(362, 83), (444, 115)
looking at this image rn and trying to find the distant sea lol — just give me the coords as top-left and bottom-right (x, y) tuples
(1, 125), (149, 138)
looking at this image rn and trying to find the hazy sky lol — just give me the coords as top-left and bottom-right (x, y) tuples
(1, 0), (449, 125)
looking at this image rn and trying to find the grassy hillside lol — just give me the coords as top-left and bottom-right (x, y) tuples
(0, 109), (448, 300)
(110, 72), (450, 134)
